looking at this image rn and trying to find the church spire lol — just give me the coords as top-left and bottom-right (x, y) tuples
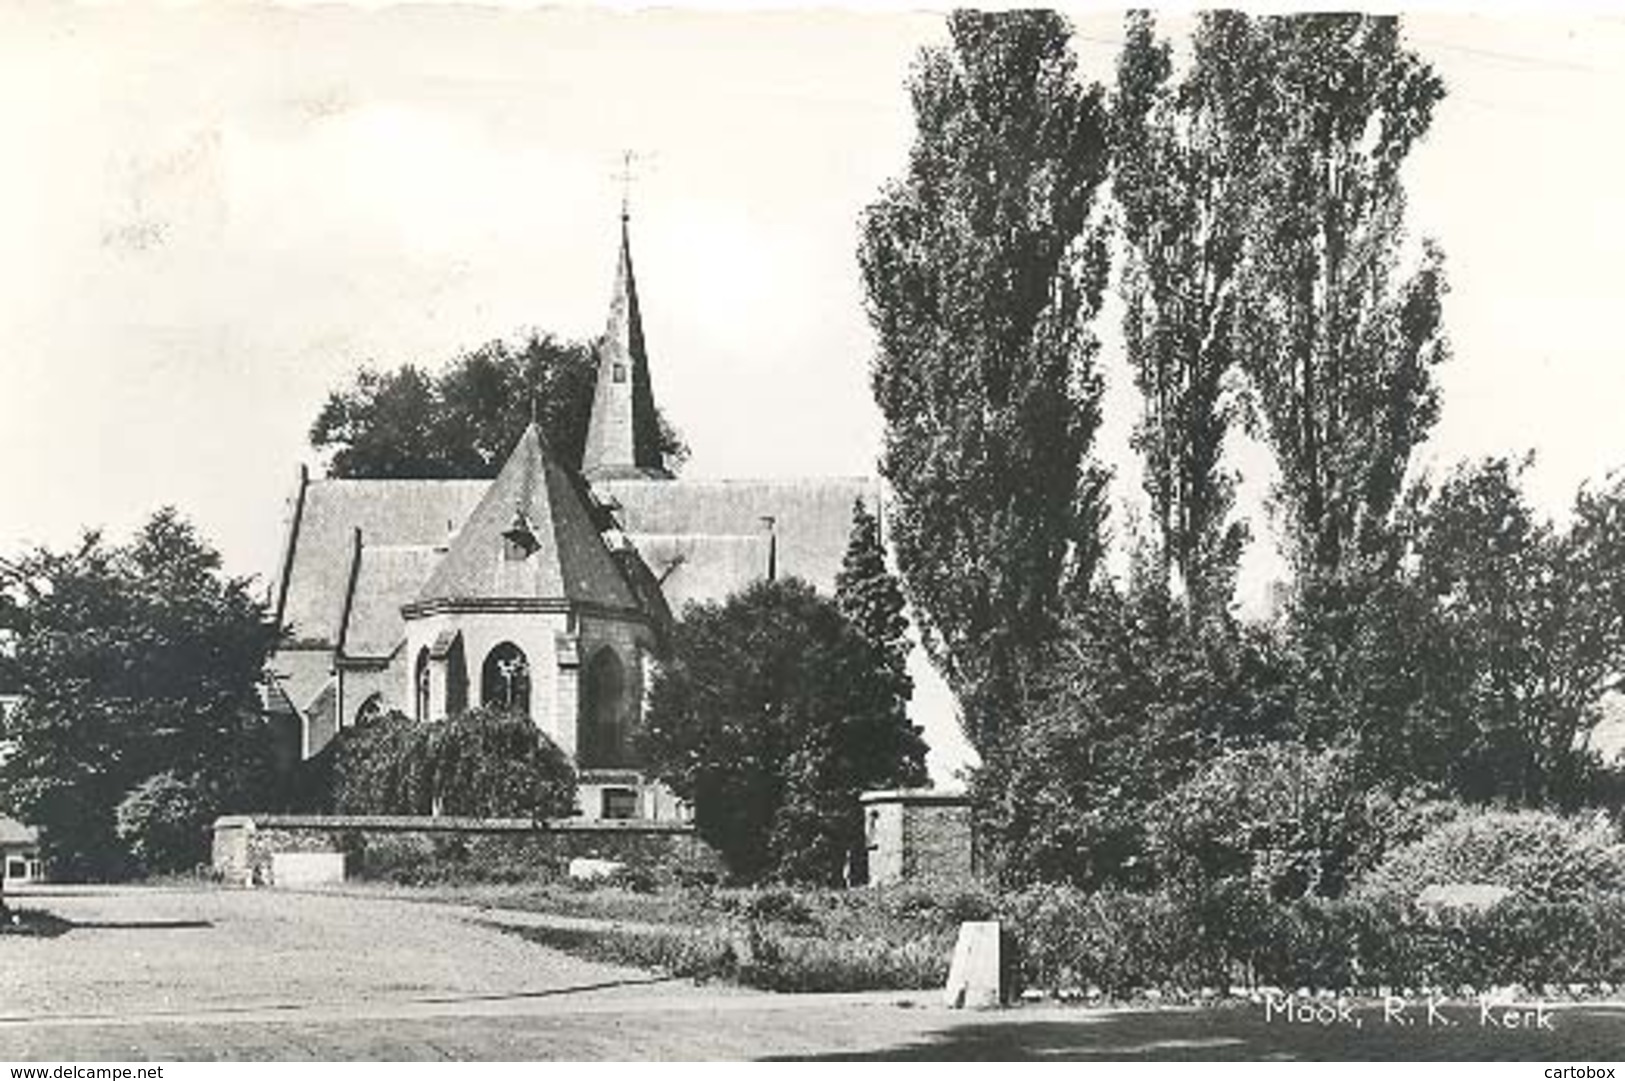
(582, 207), (671, 481)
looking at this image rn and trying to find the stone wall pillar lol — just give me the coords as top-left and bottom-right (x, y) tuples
(859, 789), (974, 886)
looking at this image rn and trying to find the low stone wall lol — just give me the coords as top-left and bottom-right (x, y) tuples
(212, 813), (722, 886)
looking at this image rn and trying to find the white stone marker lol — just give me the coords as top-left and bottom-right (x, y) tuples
(944, 920), (1003, 1009)
(567, 857), (626, 882)
(269, 851), (346, 887)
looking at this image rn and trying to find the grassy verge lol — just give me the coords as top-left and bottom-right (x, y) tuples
(356, 880), (716, 926)
(382, 880), (982, 992)
(500, 918), (952, 993)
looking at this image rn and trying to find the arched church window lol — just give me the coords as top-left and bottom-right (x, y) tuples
(414, 648), (431, 722)
(579, 647), (631, 767)
(355, 693), (384, 728)
(612, 362), (627, 383)
(481, 642), (531, 717)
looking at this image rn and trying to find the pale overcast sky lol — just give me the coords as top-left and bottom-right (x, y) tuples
(4, 4), (1625, 778)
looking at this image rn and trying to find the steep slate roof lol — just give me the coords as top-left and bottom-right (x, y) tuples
(595, 476), (879, 596)
(275, 477), (486, 646)
(413, 424), (641, 610)
(627, 533), (772, 613)
(340, 544), (444, 659)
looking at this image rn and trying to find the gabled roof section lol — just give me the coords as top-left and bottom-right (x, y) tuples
(595, 476), (880, 597)
(413, 423), (642, 611)
(275, 478), (486, 647)
(582, 213), (671, 481)
(340, 543), (445, 659)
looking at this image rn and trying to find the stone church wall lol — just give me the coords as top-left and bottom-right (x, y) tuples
(213, 813), (721, 886)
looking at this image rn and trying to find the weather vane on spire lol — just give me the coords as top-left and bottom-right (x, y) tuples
(612, 149), (655, 222)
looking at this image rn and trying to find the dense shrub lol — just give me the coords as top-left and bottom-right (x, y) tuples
(978, 587), (1297, 891)
(448, 882), (982, 992)
(1000, 885), (1227, 994)
(878, 882), (998, 928)
(1355, 808), (1625, 903)
(318, 708), (575, 818)
(696, 882), (992, 943)
(1146, 743), (1390, 902)
(115, 771), (215, 875)
(737, 887), (817, 926)
(420, 708), (576, 818)
(395, 876), (1625, 997)
(996, 883), (1625, 995)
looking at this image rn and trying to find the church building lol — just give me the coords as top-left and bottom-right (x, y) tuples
(264, 212), (880, 820)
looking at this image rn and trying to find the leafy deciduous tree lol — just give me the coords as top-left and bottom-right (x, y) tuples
(641, 579), (927, 885)
(311, 333), (687, 479)
(0, 510), (280, 879)
(1415, 457), (1625, 805)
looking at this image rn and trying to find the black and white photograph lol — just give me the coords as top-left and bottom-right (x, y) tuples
(3, 0), (1625, 1065)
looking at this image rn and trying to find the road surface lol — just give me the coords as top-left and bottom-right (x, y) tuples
(2, 884), (1622, 1060)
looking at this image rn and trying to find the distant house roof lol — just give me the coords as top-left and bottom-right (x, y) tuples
(412, 424), (642, 613)
(595, 477), (878, 598)
(274, 476), (486, 647)
(0, 816), (38, 848)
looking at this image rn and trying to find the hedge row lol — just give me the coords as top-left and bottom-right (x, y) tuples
(1002, 886), (1625, 996)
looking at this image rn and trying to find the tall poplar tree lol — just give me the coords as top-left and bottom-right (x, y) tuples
(1226, 14), (1449, 591)
(858, 10), (1112, 755)
(1114, 12), (1256, 624)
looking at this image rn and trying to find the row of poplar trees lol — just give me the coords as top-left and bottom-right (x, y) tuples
(859, 10), (1625, 887)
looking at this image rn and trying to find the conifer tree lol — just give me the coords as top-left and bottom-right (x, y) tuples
(834, 499), (909, 669)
